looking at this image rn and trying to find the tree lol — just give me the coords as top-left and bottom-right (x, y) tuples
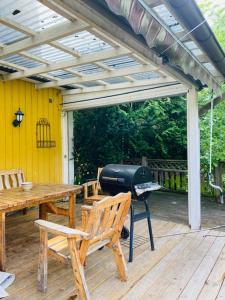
(198, 0), (225, 174)
(73, 97), (187, 183)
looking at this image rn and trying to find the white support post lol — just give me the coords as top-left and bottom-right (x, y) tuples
(61, 111), (75, 184)
(61, 111), (69, 184)
(187, 88), (201, 230)
(67, 111), (75, 184)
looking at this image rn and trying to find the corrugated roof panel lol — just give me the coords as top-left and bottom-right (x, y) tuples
(3, 54), (42, 68)
(131, 71), (160, 80)
(82, 81), (102, 87)
(203, 62), (217, 72)
(184, 41), (199, 51)
(0, 24), (25, 44)
(191, 48), (203, 56)
(27, 44), (74, 62)
(47, 70), (75, 79)
(0, 0), (66, 33)
(153, 4), (184, 33)
(72, 64), (103, 74)
(58, 31), (112, 55)
(102, 56), (141, 69)
(104, 77), (129, 84)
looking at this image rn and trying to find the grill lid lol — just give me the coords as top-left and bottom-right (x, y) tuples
(99, 164), (153, 197)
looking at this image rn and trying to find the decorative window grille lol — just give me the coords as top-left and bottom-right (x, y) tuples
(36, 118), (56, 148)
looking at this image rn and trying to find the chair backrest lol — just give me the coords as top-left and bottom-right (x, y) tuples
(82, 192), (131, 243)
(0, 169), (25, 190)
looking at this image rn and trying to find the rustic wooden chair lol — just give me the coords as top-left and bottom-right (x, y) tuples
(35, 192), (131, 300)
(0, 169), (27, 214)
(83, 167), (105, 204)
(0, 169), (25, 189)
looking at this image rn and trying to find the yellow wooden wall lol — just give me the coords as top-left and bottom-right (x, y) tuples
(0, 80), (62, 183)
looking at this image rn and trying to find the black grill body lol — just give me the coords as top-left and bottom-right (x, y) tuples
(99, 164), (153, 198)
(99, 163), (155, 262)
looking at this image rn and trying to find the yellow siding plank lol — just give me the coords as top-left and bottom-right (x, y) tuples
(0, 82), (6, 169)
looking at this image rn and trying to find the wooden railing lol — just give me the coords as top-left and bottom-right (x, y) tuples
(142, 158), (188, 193)
(142, 158), (225, 198)
(124, 158), (224, 198)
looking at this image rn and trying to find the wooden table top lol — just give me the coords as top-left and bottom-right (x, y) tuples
(0, 184), (82, 212)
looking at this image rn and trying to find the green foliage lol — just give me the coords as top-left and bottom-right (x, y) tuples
(198, 0), (225, 49)
(73, 97), (187, 183)
(200, 93), (225, 172)
(198, 0), (225, 173)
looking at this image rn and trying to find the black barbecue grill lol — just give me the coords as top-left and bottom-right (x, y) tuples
(100, 164), (160, 262)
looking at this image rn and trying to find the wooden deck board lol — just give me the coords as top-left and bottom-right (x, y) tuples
(2, 205), (224, 300)
(197, 243), (225, 300)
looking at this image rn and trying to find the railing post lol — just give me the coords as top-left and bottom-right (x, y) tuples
(214, 162), (224, 201)
(142, 156), (148, 166)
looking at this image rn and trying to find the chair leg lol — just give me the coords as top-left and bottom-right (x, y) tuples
(112, 241), (127, 281)
(37, 229), (48, 293)
(67, 238), (90, 300)
(129, 204), (134, 262)
(22, 208), (27, 215)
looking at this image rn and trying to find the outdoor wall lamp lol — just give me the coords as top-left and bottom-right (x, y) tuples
(12, 108), (24, 127)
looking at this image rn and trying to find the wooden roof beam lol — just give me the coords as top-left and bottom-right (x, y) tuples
(62, 77), (177, 96)
(3, 47), (130, 81)
(19, 51), (50, 65)
(35, 64), (158, 89)
(64, 68), (83, 77)
(49, 41), (81, 58)
(0, 60), (27, 71)
(125, 75), (136, 82)
(97, 80), (109, 86)
(54, 0), (193, 88)
(0, 17), (36, 36)
(0, 20), (88, 58)
(63, 84), (187, 111)
(94, 61), (114, 71)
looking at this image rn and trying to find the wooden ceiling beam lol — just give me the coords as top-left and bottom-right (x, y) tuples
(0, 20), (88, 58)
(19, 51), (50, 65)
(0, 60), (27, 71)
(36, 64), (158, 89)
(62, 77), (177, 96)
(0, 17), (36, 36)
(3, 47), (129, 81)
(63, 84), (187, 111)
(53, 0), (193, 88)
(49, 41), (81, 57)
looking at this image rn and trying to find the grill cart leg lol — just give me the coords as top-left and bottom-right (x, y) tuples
(128, 204), (135, 262)
(128, 199), (154, 262)
(144, 199), (155, 251)
(121, 226), (129, 239)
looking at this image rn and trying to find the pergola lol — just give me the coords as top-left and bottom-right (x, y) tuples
(0, 0), (224, 230)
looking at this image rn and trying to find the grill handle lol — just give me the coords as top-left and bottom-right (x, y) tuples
(101, 176), (125, 184)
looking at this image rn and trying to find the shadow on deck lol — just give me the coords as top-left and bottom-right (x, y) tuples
(5, 192), (225, 299)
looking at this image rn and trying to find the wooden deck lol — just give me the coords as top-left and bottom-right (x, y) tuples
(5, 203), (225, 300)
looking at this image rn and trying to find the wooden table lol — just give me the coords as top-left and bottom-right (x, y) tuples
(0, 183), (82, 271)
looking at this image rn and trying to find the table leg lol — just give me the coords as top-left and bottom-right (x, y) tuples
(39, 204), (48, 220)
(0, 212), (6, 271)
(69, 192), (75, 228)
